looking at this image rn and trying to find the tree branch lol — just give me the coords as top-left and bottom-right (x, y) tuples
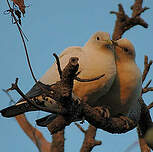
(142, 56), (153, 83)
(111, 0), (149, 40)
(15, 114), (51, 152)
(6, 0), (37, 83)
(51, 130), (65, 152)
(15, 114), (65, 152)
(80, 125), (101, 152)
(75, 123), (86, 133)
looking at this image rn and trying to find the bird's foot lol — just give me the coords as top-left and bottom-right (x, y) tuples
(94, 106), (110, 119)
(119, 115), (133, 129)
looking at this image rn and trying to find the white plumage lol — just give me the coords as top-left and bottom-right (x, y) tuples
(95, 38), (142, 122)
(40, 31), (116, 106)
(1, 31), (116, 118)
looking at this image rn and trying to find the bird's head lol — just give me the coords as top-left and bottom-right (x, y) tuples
(114, 38), (136, 61)
(85, 31), (114, 51)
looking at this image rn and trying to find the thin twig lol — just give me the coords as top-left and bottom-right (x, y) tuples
(142, 56), (153, 83)
(53, 53), (105, 83)
(53, 53), (63, 79)
(144, 80), (152, 89)
(75, 123), (86, 133)
(142, 87), (153, 94)
(75, 74), (105, 82)
(2, 89), (15, 104)
(141, 56), (153, 94)
(137, 127), (151, 152)
(6, 1), (58, 111)
(6, 0), (37, 83)
(147, 102), (153, 110)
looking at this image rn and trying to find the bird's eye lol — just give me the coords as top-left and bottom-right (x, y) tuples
(96, 37), (100, 40)
(123, 48), (129, 52)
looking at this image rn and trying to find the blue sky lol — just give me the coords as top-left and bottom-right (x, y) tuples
(0, 0), (153, 152)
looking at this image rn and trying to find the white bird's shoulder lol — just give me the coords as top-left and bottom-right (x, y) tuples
(59, 46), (83, 59)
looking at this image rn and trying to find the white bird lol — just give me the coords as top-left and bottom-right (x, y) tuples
(1, 31), (116, 119)
(95, 38), (142, 122)
(36, 38), (142, 126)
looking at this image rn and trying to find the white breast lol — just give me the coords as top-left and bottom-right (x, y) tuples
(74, 47), (116, 104)
(95, 61), (142, 116)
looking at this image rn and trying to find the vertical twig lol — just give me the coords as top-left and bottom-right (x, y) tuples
(6, 0), (37, 83)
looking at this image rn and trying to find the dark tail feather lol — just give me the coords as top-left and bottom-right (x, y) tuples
(0, 103), (37, 118)
(36, 114), (57, 127)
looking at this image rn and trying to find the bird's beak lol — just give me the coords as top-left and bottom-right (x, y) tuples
(105, 39), (113, 45)
(111, 40), (118, 46)
(104, 39), (116, 50)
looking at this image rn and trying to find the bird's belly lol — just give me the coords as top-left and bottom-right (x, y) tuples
(93, 64), (142, 117)
(93, 85), (135, 116)
(73, 61), (116, 104)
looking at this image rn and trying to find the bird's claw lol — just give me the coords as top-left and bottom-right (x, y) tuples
(119, 116), (133, 129)
(94, 106), (110, 119)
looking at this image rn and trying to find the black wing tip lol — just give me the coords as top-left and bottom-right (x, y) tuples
(0, 108), (12, 118)
(0, 104), (25, 118)
(36, 114), (57, 127)
(36, 118), (47, 127)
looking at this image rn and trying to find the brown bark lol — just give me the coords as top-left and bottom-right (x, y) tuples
(80, 125), (101, 152)
(137, 128), (151, 152)
(51, 130), (65, 152)
(15, 114), (51, 152)
(111, 0), (149, 40)
(15, 114), (65, 152)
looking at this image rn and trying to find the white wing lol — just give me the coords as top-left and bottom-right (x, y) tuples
(39, 46), (84, 85)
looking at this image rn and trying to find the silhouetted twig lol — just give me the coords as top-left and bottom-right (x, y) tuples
(111, 0), (149, 40)
(6, 0), (37, 83)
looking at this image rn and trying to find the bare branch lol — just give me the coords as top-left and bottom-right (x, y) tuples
(2, 89), (15, 104)
(6, 0), (37, 83)
(141, 56), (153, 95)
(53, 53), (63, 79)
(75, 74), (105, 82)
(53, 53), (105, 83)
(80, 125), (102, 152)
(142, 56), (153, 83)
(75, 123), (86, 133)
(147, 102), (153, 110)
(111, 1), (149, 40)
(81, 103), (136, 134)
(15, 114), (51, 152)
(142, 87), (153, 94)
(131, 0), (148, 17)
(144, 80), (152, 89)
(51, 130), (65, 152)
(137, 127), (151, 152)
(137, 98), (152, 152)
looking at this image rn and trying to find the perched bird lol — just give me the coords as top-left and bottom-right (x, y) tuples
(36, 38), (142, 126)
(95, 38), (142, 123)
(99, 39), (153, 150)
(1, 31), (116, 118)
